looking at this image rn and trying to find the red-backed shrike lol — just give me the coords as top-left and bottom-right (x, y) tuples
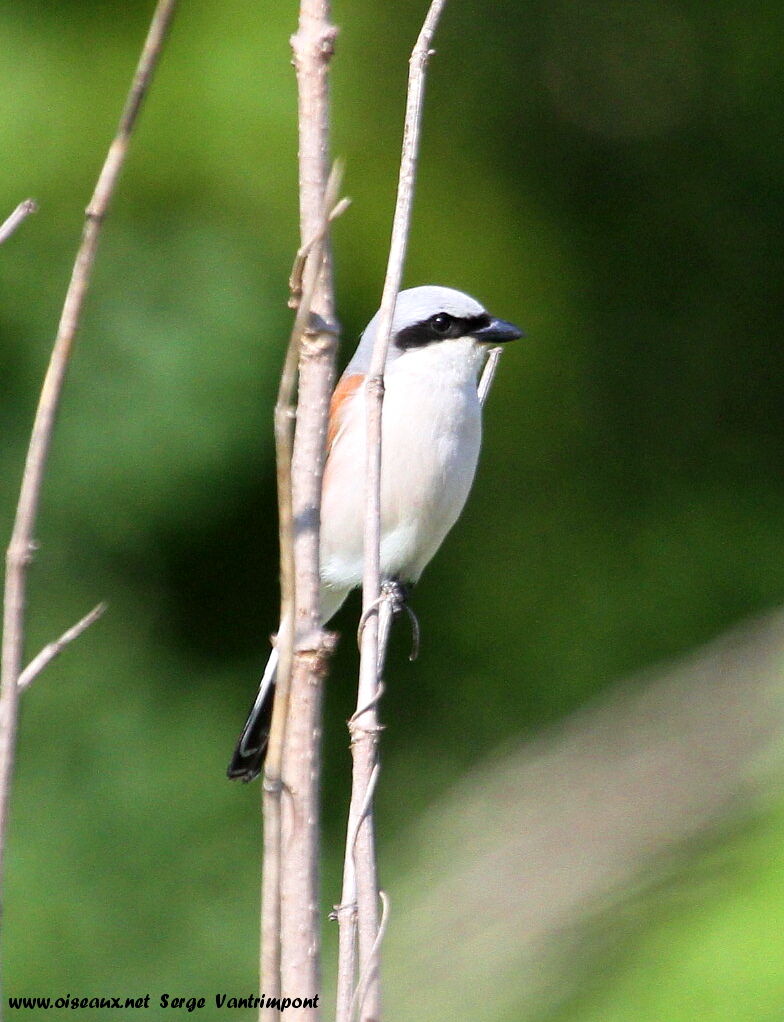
(228, 285), (523, 780)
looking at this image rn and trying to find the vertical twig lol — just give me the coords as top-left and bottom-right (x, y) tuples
(265, 3), (339, 1019)
(261, 168), (345, 1016)
(0, 0), (178, 941)
(335, 592), (396, 1022)
(477, 346), (503, 408)
(336, 3), (448, 1021)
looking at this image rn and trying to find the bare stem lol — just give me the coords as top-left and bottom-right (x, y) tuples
(477, 346), (503, 408)
(0, 0), (178, 941)
(349, 891), (390, 1022)
(337, 4), (448, 1021)
(0, 200), (38, 246)
(261, 166), (345, 1014)
(263, 2), (339, 1019)
(17, 603), (106, 692)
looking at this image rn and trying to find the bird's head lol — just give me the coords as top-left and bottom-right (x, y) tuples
(346, 285), (524, 374)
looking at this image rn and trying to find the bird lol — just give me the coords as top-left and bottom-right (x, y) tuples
(228, 285), (523, 781)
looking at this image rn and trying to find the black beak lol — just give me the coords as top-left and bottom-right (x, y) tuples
(472, 317), (525, 344)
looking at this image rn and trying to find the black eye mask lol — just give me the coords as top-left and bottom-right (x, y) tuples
(394, 312), (492, 349)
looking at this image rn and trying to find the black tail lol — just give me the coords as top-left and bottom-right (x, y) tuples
(227, 680), (275, 782)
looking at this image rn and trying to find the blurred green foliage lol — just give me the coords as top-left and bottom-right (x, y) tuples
(2, 0), (784, 1018)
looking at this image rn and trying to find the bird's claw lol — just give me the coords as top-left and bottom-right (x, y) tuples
(357, 579), (420, 660)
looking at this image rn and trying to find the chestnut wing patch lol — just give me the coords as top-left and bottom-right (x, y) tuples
(327, 373), (364, 453)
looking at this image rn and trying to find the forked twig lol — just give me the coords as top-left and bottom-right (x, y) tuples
(288, 182), (350, 308)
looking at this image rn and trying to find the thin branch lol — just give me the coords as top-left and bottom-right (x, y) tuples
(264, 166), (346, 782)
(0, 200), (37, 246)
(349, 891), (390, 1022)
(288, 189), (350, 309)
(337, 588), (396, 1022)
(347, 763), (382, 874)
(266, 2), (340, 1019)
(477, 346), (503, 408)
(261, 165), (346, 1014)
(335, 757), (382, 1022)
(17, 602), (106, 692)
(337, 4), (448, 1021)
(0, 0), (178, 935)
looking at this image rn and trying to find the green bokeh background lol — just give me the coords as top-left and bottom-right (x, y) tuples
(2, 0), (784, 1018)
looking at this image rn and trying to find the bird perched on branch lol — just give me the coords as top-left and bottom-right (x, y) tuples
(228, 285), (523, 781)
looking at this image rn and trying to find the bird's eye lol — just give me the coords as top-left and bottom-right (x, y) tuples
(429, 313), (453, 335)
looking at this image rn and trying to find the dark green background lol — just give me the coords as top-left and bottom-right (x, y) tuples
(2, 1), (783, 1018)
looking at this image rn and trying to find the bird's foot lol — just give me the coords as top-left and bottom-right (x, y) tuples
(381, 579), (420, 660)
(357, 578), (420, 661)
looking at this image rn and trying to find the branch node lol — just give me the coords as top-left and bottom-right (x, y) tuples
(303, 311), (340, 342)
(294, 629), (339, 663)
(6, 539), (37, 571)
(348, 723), (385, 748)
(319, 25), (339, 58)
(262, 773), (284, 796)
(329, 900), (357, 923)
(84, 206), (106, 225)
(290, 23), (340, 68)
(365, 375), (385, 400)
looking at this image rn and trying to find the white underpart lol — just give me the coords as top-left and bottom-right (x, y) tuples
(319, 335), (486, 616)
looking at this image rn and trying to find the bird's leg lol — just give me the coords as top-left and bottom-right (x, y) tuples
(357, 578), (420, 661)
(380, 579), (420, 661)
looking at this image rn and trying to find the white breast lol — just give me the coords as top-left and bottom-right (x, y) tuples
(320, 338), (486, 595)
